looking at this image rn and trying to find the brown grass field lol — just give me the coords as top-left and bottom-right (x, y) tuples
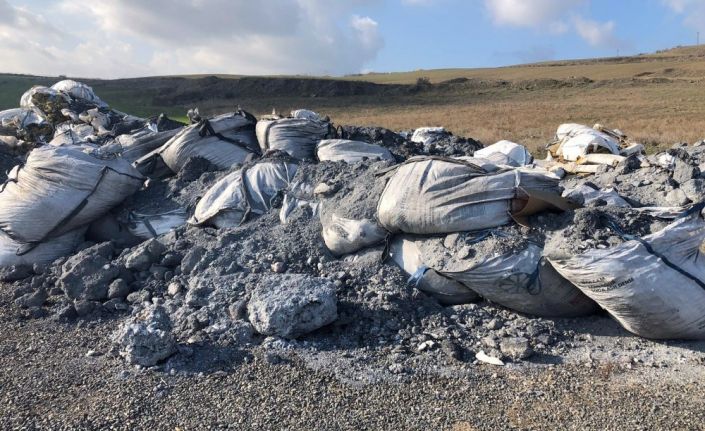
(2, 45), (705, 152)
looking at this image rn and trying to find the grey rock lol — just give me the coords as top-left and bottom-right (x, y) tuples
(247, 274), (338, 339)
(666, 188), (690, 206)
(74, 299), (99, 317)
(55, 304), (77, 321)
(103, 298), (130, 313)
(59, 242), (118, 301)
(14, 289), (47, 308)
(680, 179), (705, 203)
(486, 318), (503, 330)
(107, 279), (130, 299)
(124, 239), (167, 271)
(126, 290), (151, 304)
(180, 246), (205, 275)
(271, 261), (286, 273)
(673, 158), (699, 185)
(500, 337), (533, 360)
(167, 281), (183, 297)
(0, 265), (33, 282)
(112, 305), (177, 367)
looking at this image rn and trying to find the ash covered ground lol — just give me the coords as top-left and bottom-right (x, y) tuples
(3, 85), (705, 428)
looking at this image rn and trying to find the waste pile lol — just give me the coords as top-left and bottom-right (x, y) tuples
(2, 80), (705, 377)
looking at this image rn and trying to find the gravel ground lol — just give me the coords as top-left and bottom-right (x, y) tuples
(2, 298), (705, 430)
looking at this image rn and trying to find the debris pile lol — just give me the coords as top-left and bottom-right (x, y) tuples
(2, 80), (705, 377)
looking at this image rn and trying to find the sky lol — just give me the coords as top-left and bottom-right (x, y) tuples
(0, 0), (703, 78)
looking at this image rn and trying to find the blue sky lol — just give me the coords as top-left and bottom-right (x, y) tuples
(0, 0), (703, 78)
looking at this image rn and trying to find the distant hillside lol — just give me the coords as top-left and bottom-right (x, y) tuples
(1, 45), (705, 149)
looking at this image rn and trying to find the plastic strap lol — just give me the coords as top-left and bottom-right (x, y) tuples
(12, 165), (144, 255)
(408, 265), (430, 287)
(141, 217), (159, 238)
(374, 154), (493, 177)
(198, 118), (259, 154)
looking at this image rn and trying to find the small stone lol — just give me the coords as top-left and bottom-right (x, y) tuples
(180, 246), (205, 275)
(167, 281), (182, 297)
(85, 350), (102, 357)
(482, 336), (498, 349)
(271, 261), (286, 273)
(107, 279), (130, 299)
(103, 298), (129, 313)
(500, 337), (533, 360)
(55, 304), (77, 320)
(416, 340), (436, 352)
(14, 289), (47, 308)
(74, 299), (98, 317)
(486, 318), (503, 330)
(313, 183), (333, 196)
(124, 239), (167, 272)
(127, 290), (151, 304)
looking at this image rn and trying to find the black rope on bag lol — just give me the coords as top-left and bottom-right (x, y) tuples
(237, 166), (254, 226)
(14, 165), (144, 256)
(198, 119), (260, 155)
(524, 258), (543, 296)
(602, 215), (705, 291)
(374, 154), (492, 177)
(380, 231), (395, 264)
(335, 125), (345, 139)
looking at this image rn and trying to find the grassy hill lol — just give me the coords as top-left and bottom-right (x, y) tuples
(2, 45), (705, 150)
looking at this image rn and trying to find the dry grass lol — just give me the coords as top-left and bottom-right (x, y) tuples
(271, 81), (705, 152)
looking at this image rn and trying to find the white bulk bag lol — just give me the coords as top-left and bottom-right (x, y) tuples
(117, 127), (182, 163)
(291, 109), (325, 121)
(377, 157), (563, 235)
(51, 80), (108, 108)
(0, 146), (144, 243)
(0, 108), (53, 142)
(190, 161), (298, 228)
(126, 209), (187, 240)
(474, 140), (533, 166)
(20, 86), (70, 123)
(562, 184), (631, 208)
(322, 214), (387, 256)
(138, 112), (257, 174)
(256, 118), (331, 160)
(555, 123), (621, 161)
(316, 139), (394, 164)
(0, 227), (85, 268)
(388, 236), (480, 305)
(549, 217), (705, 339)
(49, 123), (96, 146)
(426, 240), (598, 317)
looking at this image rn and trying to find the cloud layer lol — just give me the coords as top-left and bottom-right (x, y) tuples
(0, 0), (383, 78)
(484, 0), (626, 50)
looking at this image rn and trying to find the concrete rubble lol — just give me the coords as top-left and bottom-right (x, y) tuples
(2, 80), (705, 379)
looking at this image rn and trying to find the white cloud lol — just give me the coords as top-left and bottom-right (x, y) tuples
(572, 16), (623, 49)
(662, 0), (705, 33)
(0, 0), (384, 78)
(484, 0), (585, 29)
